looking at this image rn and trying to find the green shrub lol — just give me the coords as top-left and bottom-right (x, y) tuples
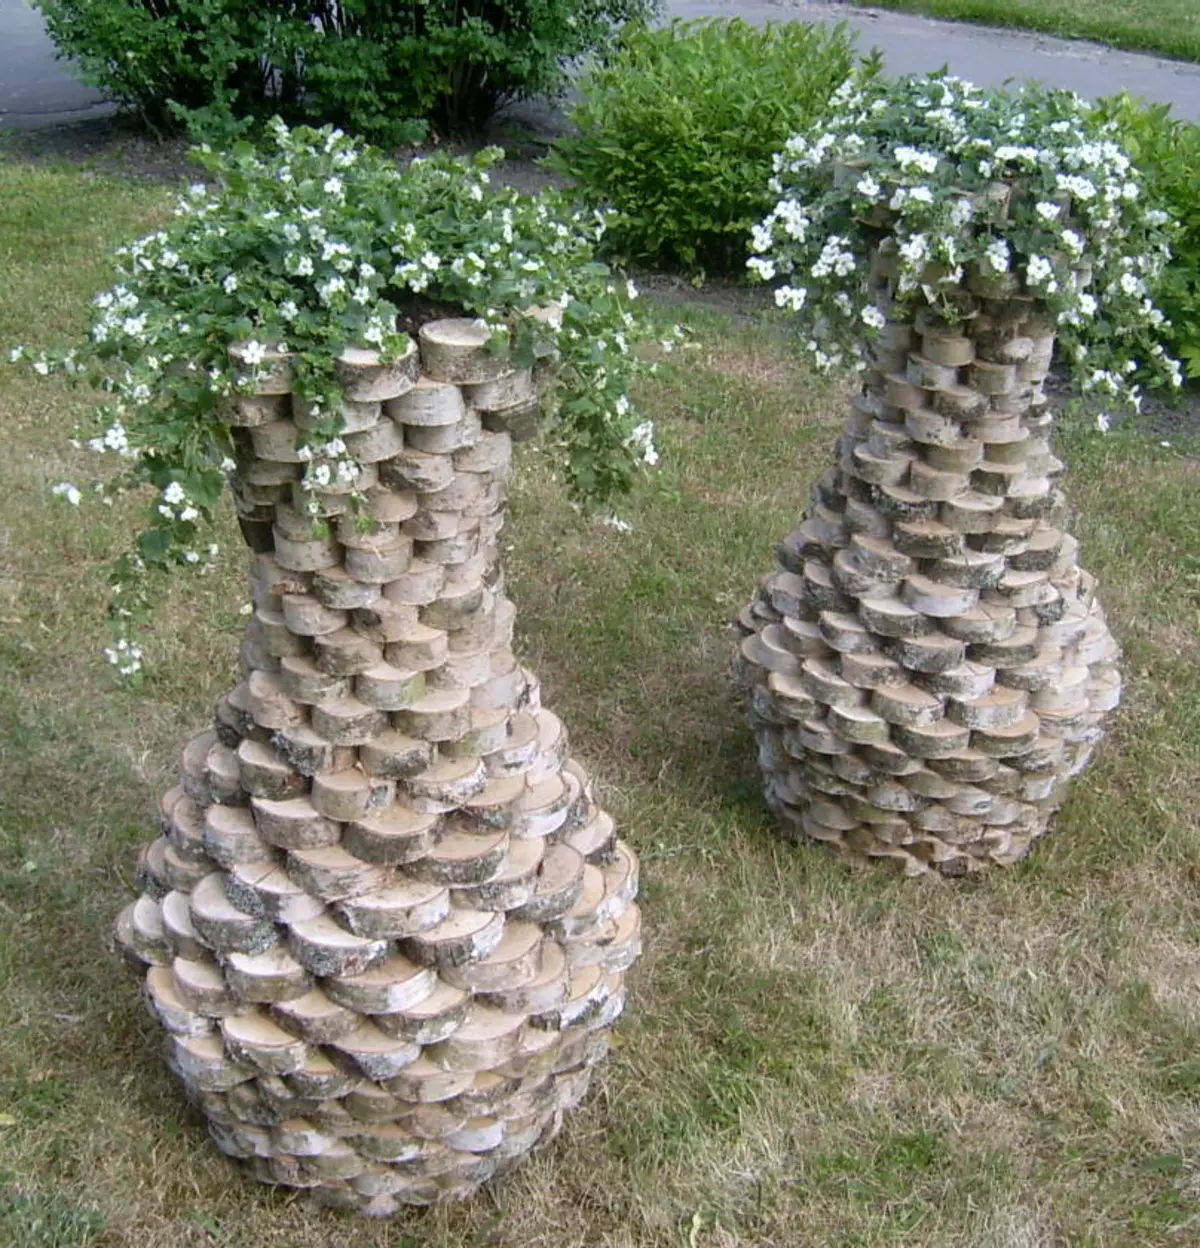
(549, 18), (874, 276)
(1095, 92), (1200, 382)
(33, 0), (658, 142)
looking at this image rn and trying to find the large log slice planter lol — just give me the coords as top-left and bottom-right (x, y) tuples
(115, 317), (642, 1213)
(735, 250), (1121, 876)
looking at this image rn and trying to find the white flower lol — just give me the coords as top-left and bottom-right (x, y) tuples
(1025, 254), (1055, 287)
(983, 238), (1010, 274)
(898, 234), (930, 267)
(626, 420), (658, 467)
(894, 146), (939, 175)
(626, 279), (639, 300)
(1056, 173), (1097, 201)
(861, 306), (887, 330)
(241, 339), (267, 367)
(222, 274), (239, 294)
(1035, 201), (1062, 223)
(855, 174), (881, 201)
(102, 422), (130, 453)
(317, 276), (346, 303)
(220, 457), (237, 472)
(179, 507), (199, 523)
(1095, 412), (1111, 433)
(949, 198), (973, 227)
(811, 235), (856, 278)
(182, 550), (200, 564)
(163, 481), (186, 505)
(774, 285), (807, 313)
(103, 637), (143, 677)
(747, 257), (776, 281)
(52, 482), (82, 506)
(323, 176), (344, 197)
(1060, 229), (1085, 258)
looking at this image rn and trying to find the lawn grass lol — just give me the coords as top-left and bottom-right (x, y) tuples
(2, 157), (1200, 1246)
(856, 0), (1200, 65)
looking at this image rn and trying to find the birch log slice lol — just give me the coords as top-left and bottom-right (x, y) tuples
(418, 319), (511, 385)
(337, 338), (420, 402)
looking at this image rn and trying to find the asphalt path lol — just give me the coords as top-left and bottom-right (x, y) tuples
(1, 0), (1198, 130)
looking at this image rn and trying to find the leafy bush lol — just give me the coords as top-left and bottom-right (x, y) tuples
(33, 0), (658, 141)
(549, 18), (874, 275)
(13, 122), (664, 672)
(1094, 92), (1200, 382)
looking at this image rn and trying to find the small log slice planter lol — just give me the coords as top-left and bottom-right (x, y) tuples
(736, 245), (1121, 876)
(116, 315), (642, 1213)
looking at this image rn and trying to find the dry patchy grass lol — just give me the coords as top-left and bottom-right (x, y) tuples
(1, 161), (1199, 1247)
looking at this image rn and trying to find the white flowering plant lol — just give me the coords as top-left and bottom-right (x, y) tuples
(12, 120), (662, 679)
(747, 72), (1183, 400)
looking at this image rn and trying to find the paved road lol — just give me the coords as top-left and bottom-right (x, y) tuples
(676, 0), (1200, 120)
(0, 0), (113, 128)
(2, 0), (1198, 130)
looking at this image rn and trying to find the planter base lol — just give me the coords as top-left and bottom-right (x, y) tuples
(116, 321), (641, 1210)
(736, 291), (1121, 876)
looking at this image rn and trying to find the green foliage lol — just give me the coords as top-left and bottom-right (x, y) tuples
(12, 122), (662, 674)
(1094, 93), (1200, 381)
(750, 73), (1183, 402)
(549, 19), (872, 276)
(32, 0), (658, 142)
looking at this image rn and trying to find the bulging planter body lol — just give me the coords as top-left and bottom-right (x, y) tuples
(116, 317), (642, 1212)
(736, 246), (1121, 876)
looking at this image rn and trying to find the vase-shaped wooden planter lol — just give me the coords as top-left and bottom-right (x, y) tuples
(115, 317), (642, 1213)
(736, 246), (1121, 876)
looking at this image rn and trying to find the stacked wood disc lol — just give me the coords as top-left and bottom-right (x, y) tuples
(735, 260), (1121, 876)
(115, 317), (641, 1213)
